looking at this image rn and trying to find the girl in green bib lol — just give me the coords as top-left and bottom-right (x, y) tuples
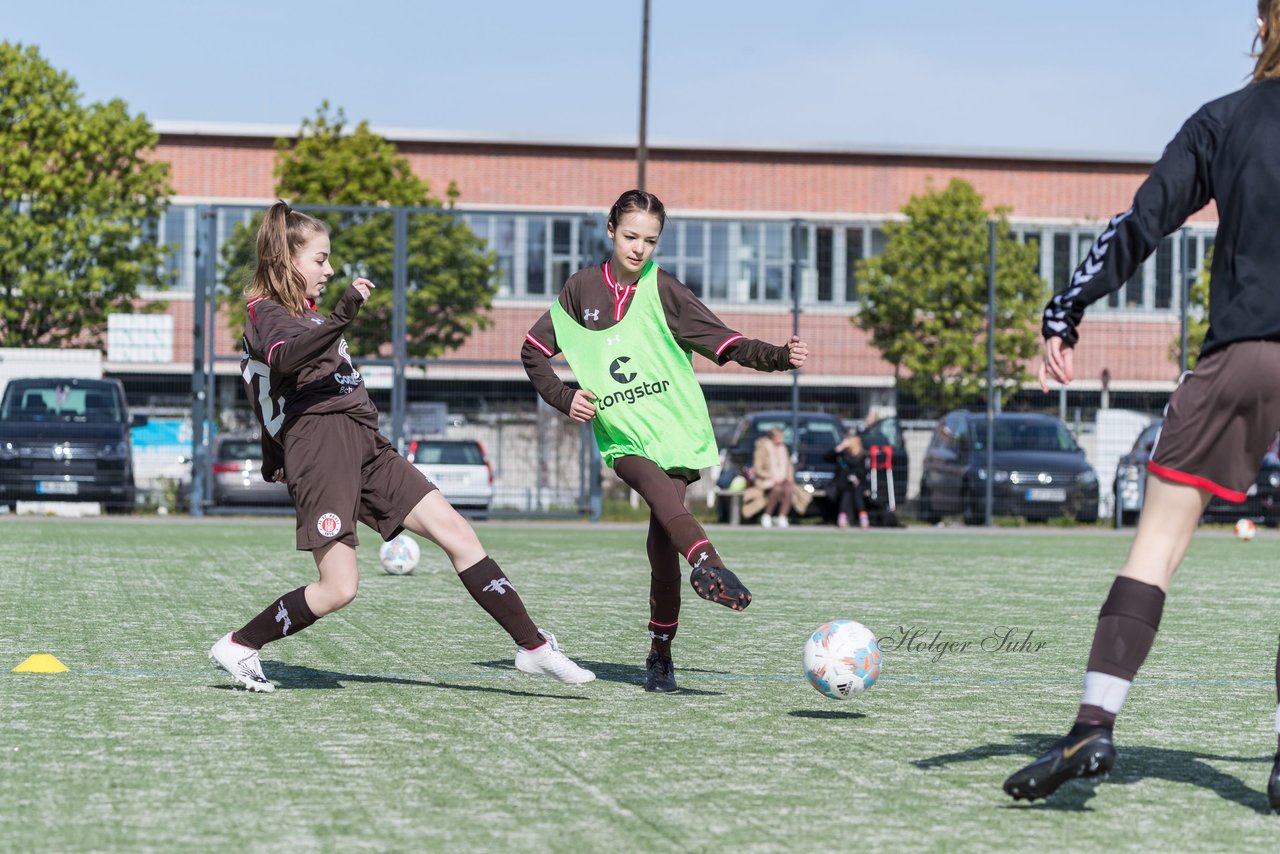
(522, 190), (809, 692)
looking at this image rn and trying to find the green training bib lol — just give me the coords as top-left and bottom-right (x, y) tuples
(550, 262), (719, 470)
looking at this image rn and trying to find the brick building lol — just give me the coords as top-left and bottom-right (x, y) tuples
(132, 121), (1213, 414)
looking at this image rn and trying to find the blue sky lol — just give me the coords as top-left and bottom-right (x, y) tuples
(4, 1), (1259, 155)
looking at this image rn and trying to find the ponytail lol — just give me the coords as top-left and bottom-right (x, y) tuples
(245, 201), (327, 316)
(1254, 0), (1280, 81)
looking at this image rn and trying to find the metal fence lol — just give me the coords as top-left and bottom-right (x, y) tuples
(48, 202), (1209, 526)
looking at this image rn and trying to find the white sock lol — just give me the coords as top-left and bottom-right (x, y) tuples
(1082, 671), (1131, 715)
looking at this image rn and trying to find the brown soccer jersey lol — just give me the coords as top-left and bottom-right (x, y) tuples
(521, 261), (792, 415)
(240, 284), (379, 478)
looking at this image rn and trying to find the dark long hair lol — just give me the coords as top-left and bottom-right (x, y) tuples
(607, 189), (667, 232)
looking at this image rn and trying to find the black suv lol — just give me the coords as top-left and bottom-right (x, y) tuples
(0, 377), (146, 513)
(918, 410), (1099, 525)
(715, 410), (909, 521)
(1114, 421), (1280, 527)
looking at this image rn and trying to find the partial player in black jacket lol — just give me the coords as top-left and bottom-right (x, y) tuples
(1005, 3), (1280, 805)
(209, 202), (594, 691)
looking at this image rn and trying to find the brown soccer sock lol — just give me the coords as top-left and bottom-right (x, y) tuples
(647, 515), (681, 656)
(669, 513), (723, 569)
(458, 556), (542, 649)
(233, 586), (318, 650)
(1076, 576), (1166, 729)
(614, 455), (725, 569)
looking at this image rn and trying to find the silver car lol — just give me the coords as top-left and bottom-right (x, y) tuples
(211, 436), (292, 506)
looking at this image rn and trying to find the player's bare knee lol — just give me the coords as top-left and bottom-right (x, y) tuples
(314, 578), (358, 612)
(429, 510), (474, 551)
(335, 577), (359, 608)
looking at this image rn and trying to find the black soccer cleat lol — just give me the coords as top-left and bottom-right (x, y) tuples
(689, 565), (752, 611)
(1002, 729), (1116, 802)
(1268, 752), (1280, 813)
(643, 652), (677, 692)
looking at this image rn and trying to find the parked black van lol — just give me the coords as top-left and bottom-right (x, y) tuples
(0, 377), (146, 513)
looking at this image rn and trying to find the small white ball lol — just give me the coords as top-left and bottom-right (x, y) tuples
(803, 619), (882, 700)
(379, 534), (421, 574)
(1235, 518), (1257, 541)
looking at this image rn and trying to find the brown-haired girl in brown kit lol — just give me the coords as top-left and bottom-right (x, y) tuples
(1004, 4), (1280, 805)
(209, 201), (594, 691)
(522, 189), (809, 692)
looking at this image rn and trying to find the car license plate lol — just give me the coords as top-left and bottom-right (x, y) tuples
(1025, 488), (1066, 502)
(37, 480), (79, 496)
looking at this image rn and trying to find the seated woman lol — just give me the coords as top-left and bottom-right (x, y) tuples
(752, 428), (796, 528)
(826, 432), (870, 529)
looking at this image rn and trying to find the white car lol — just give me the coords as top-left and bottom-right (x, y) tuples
(406, 438), (493, 513)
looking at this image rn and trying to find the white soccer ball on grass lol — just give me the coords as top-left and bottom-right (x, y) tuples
(1235, 518), (1257, 541)
(803, 619), (882, 700)
(379, 534), (422, 575)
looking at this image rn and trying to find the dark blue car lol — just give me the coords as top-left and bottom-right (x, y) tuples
(918, 410), (1100, 525)
(1113, 421), (1280, 527)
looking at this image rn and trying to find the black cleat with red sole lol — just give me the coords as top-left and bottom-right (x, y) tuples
(1003, 729), (1116, 802)
(689, 565), (751, 611)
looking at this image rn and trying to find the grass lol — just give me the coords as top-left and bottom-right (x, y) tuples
(2, 517), (1279, 852)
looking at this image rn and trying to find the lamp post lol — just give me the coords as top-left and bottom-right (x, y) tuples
(637, 0), (650, 190)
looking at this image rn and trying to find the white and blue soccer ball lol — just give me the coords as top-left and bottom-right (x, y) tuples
(379, 534), (421, 575)
(803, 619), (882, 700)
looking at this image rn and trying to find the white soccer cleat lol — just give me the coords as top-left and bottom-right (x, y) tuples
(209, 631), (274, 693)
(514, 629), (596, 685)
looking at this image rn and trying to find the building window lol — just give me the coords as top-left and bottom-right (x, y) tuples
(815, 227), (833, 302)
(707, 222), (729, 301)
(144, 203), (1221, 314)
(845, 227), (864, 303)
(526, 219), (547, 296)
(1021, 230), (1042, 279)
(869, 227), (886, 258)
(738, 223), (759, 301)
(157, 207), (193, 292)
(656, 219), (711, 298)
(464, 214), (517, 296)
(494, 217), (515, 296)
(552, 219), (572, 255)
(682, 220), (706, 297)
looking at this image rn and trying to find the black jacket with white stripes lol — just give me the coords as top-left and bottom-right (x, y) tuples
(1044, 79), (1280, 359)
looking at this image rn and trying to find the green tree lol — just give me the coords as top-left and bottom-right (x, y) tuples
(1169, 247), (1212, 370)
(0, 42), (171, 347)
(220, 104), (494, 357)
(854, 179), (1046, 413)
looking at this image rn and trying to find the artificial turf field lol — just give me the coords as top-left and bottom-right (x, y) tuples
(3, 517), (1280, 852)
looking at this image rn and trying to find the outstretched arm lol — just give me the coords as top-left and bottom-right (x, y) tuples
(657, 271), (806, 371)
(263, 281), (371, 376)
(719, 335), (808, 371)
(1041, 102), (1219, 366)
